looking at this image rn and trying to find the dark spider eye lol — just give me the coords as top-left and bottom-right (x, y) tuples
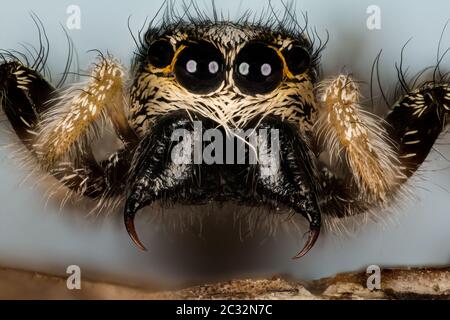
(234, 43), (283, 95)
(283, 44), (311, 75)
(174, 41), (225, 94)
(148, 39), (174, 68)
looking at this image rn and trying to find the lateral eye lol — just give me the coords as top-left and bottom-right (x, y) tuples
(148, 39), (174, 69)
(282, 44), (311, 75)
(234, 43), (283, 95)
(174, 41), (225, 94)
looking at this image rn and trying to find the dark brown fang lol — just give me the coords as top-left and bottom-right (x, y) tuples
(292, 227), (320, 259)
(124, 197), (147, 251)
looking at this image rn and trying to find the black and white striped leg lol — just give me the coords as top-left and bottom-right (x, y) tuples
(386, 84), (449, 177)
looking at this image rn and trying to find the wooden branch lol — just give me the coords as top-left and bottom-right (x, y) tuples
(0, 266), (449, 299)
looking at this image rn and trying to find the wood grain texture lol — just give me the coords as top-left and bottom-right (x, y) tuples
(0, 266), (449, 299)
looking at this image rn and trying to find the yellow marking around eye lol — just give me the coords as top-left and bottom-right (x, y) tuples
(269, 45), (295, 79)
(160, 44), (187, 74)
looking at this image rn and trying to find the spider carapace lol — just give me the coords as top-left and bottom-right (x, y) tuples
(0, 12), (448, 259)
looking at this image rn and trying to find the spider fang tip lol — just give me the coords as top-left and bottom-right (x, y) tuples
(124, 204), (147, 251)
(292, 227), (320, 259)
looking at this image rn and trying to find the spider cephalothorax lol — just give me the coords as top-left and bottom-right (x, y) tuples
(0, 7), (448, 259)
(129, 21), (319, 136)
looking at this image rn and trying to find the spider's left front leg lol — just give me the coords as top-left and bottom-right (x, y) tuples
(0, 56), (138, 201)
(314, 75), (449, 218)
(314, 75), (403, 218)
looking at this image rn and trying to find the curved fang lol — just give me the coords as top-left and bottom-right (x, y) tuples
(292, 227), (320, 259)
(292, 207), (321, 259)
(124, 197), (147, 251)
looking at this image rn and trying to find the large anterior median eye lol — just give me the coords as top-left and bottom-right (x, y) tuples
(174, 41), (225, 94)
(234, 43), (283, 95)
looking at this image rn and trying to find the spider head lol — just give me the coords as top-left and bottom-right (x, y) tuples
(129, 21), (320, 135)
(124, 21), (324, 258)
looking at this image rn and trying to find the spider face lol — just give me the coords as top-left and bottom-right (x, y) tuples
(129, 22), (319, 136)
(114, 22), (325, 256)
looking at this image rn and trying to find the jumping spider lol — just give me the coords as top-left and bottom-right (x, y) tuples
(0, 9), (448, 259)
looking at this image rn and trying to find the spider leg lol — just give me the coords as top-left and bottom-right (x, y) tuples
(33, 54), (138, 167)
(315, 75), (403, 207)
(385, 83), (449, 177)
(0, 57), (136, 201)
(0, 61), (54, 148)
(314, 75), (449, 217)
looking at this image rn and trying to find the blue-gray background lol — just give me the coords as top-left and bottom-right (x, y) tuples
(0, 0), (449, 287)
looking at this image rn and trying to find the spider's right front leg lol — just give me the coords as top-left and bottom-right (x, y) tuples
(33, 55), (139, 167)
(0, 56), (137, 200)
